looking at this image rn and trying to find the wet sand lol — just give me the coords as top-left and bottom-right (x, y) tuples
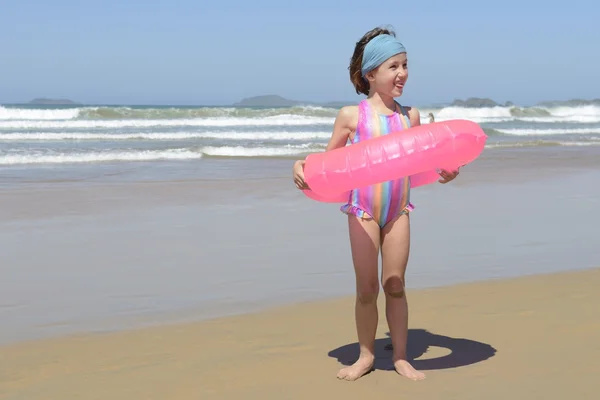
(2, 267), (599, 399)
(1, 146), (600, 345)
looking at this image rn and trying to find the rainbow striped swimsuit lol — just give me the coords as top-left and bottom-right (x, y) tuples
(340, 99), (414, 228)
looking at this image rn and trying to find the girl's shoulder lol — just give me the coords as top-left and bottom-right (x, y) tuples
(338, 104), (359, 117)
(336, 105), (359, 128)
(327, 105), (360, 148)
(398, 104), (421, 127)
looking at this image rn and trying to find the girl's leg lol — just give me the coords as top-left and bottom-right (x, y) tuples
(380, 213), (425, 380)
(337, 215), (381, 381)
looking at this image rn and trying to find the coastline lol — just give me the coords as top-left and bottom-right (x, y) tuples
(1, 138), (599, 397)
(2, 267), (599, 399)
(1, 146), (600, 346)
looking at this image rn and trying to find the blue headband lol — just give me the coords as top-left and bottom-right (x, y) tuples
(361, 34), (406, 77)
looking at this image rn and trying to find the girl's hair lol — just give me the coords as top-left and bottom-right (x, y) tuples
(349, 26), (396, 96)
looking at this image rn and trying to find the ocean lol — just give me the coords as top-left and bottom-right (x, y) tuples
(1, 102), (599, 171)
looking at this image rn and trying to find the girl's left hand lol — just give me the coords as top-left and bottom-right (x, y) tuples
(438, 168), (460, 184)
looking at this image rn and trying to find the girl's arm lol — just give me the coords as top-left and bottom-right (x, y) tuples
(292, 105), (357, 189)
(326, 106), (357, 151)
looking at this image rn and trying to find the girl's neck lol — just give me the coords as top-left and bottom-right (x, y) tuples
(367, 92), (397, 114)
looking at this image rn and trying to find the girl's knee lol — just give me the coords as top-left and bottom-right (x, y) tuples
(382, 275), (405, 298)
(357, 280), (379, 304)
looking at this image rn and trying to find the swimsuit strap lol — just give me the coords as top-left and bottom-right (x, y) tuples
(396, 102), (412, 128)
(354, 100), (371, 143)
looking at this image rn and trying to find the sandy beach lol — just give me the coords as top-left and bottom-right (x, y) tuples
(1, 146), (600, 398)
(2, 267), (600, 399)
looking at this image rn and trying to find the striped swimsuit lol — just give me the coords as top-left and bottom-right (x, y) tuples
(340, 99), (414, 228)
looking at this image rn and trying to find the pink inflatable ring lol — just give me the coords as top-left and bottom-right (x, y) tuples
(302, 119), (487, 202)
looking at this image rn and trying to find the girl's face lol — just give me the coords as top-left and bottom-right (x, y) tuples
(366, 53), (408, 98)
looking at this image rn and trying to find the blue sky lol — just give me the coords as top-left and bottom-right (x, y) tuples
(1, 0), (597, 106)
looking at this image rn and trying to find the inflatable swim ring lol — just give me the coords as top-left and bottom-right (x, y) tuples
(302, 119), (487, 202)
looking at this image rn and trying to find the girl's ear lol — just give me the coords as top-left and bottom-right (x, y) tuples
(365, 69), (376, 84)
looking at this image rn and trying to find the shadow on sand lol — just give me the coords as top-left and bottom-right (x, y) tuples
(328, 329), (497, 372)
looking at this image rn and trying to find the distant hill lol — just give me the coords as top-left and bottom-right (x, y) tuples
(450, 97), (514, 108)
(232, 95), (516, 109)
(232, 95), (600, 109)
(233, 95), (303, 107)
(233, 95), (518, 109)
(445, 97), (600, 109)
(29, 98), (79, 105)
(232, 95), (355, 108)
(535, 98), (600, 107)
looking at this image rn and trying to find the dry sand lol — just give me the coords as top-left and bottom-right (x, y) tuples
(2, 267), (599, 399)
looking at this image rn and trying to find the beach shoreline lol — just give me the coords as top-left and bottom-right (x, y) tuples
(2, 266), (599, 399)
(2, 264), (598, 347)
(2, 146), (600, 346)
(1, 137), (599, 398)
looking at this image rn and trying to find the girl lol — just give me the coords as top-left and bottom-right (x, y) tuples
(292, 26), (459, 381)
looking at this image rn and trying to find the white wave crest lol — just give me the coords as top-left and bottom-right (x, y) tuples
(485, 141), (600, 149)
(200, 144), (322, 157)
(497, 128), (600, 136)
(519, 116), (600, 123)
(434, 106), (512, 121)
(423, 104), (600, 124)
(0, 115), (334, 130)
(547, 105), (600, 117)
(0, 149), (202, 165)
(0, 106), (81, 120)
(0, 130), (332, 141)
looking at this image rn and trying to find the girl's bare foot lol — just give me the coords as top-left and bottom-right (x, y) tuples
(394, 359), (425, 380)
(336, 354), (375, 381)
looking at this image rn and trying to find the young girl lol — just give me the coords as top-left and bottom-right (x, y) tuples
(292, 27), (459, 381)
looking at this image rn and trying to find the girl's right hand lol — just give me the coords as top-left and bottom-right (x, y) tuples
(292, 160), (309, 190)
